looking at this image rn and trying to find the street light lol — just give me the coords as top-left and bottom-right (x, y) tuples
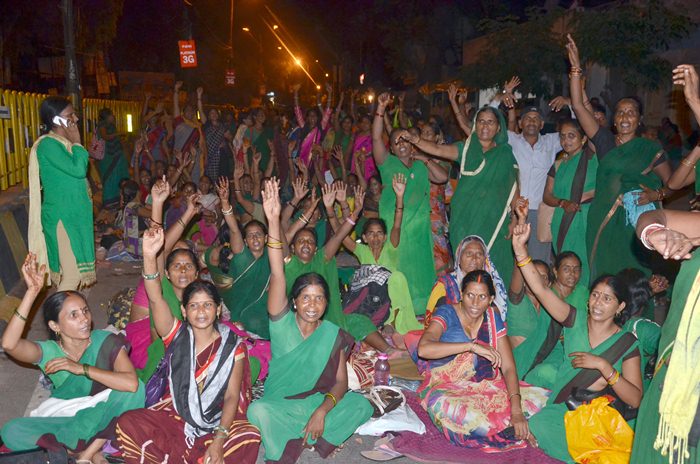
(242, 26), (250, 32)
(277, 46), (282, 50)
(316, 84), (321, 90)
(273, 25), (279, 30)
(295, 58), (302, 66)
(325, 73), (329, 77)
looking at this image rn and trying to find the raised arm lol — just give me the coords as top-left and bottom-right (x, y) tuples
(668, 65), (700, 190)
(293, 85), (305, 128)
(216, 176), (244, 254)
(402, 130), (459, 161)
(322, 183), (356, 252)
(511, 223), (572, 323)
(148, 178), (171, 274)
(173, 81), (182, 118)
(142, 227), (176, 337)
(333, 92), (345, 133)
(448, 84), (472, 137)
(285, 189), (319, 244)
(262, 178), (287, 317)
(566, 34), (598, 139)
(390, 174), (405, 247)
(196, 87), (206, 125)
(0, 254), (44, 363)
(232, 164), (255, 214)
(323, 187), (363, 260)
(372, 93), (391, 166)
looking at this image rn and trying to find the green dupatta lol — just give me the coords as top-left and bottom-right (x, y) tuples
(205, 246), (271, 339)
(285, 251), (376, 341)
(451, 109), (518, 287)
(138, 278), (183, 381)
(586, 137), (664, 278)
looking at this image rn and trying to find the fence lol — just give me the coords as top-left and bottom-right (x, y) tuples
(0, 89), (141, 191)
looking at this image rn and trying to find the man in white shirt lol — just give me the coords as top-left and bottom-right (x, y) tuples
(507, 107), (560, 264)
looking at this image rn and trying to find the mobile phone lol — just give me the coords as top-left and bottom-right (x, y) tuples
(52, 115), (69, 127)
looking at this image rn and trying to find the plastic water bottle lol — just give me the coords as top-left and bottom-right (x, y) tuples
(373, 352), (390, 386)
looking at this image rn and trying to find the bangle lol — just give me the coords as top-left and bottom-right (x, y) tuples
(83, 364), (91, 380)
(681, 158), (697, 168)
(604, 369), (617, 382)
(150, 219), (163, 227)
(142, 270), (160, 280)
(13, 309), (27, 321)
(324, 392), (337, 407)
(213, 425), (228, 435)
(289, 201), (299, 209)
(509, 392), (522, 401)
(607, 370), (621, 386)
(558, 199), (565, 208)
(375, 112), (384, 117)
(345, 216), (356, 226)
(656, 188), (666, 201)
(233, 189), (242, 193)
(516, 256), (533, 268)
(640, 223), (668, 250)
(299, 213), (310, 224)
(177, 218), (187, 228)
(395, 207), (404, 211)
(221, 205), (234, 216)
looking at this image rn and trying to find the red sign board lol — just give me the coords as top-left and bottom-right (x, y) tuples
(178, 40), (198, 68)
(225, 69), (236, 86)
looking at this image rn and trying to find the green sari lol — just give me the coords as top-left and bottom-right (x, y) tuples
(586, 137), (664, 279)
(378, 156), (435, 314)
(246, 125), (274, 172)
(451, 111), (518, 288)
(247, 311), (373, 462)
(285, 251), (376, 341)
(551, 150), (598, 286)
(623, 316), (660, 392)
(529, 308), (639, 463)
(353, 242), (422, 334)
(631, 249), (700, 464)
(206, 247), (271, 339)
(97, 122), (129, 206)
(0, 330), (145, 451)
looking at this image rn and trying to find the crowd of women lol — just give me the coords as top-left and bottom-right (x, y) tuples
(2, 34), (700, 464)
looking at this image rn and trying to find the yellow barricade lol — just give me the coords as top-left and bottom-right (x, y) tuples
(0, 89), (141, 192)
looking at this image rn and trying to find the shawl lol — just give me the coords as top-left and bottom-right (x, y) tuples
(440, 235), (508, 319)
(169, 322), (240, 447)
(655, 267), (700, 464)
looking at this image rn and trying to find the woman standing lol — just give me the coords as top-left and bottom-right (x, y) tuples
(28, 96), (95, 290)
(116, 229), (260, 464)
(566, 35), (672, 278)
(1, 254), (144, 464)
(542, 119), (597, 285)
(373, 93), (436, 313)
(248, 179), (372, 463)
(403, 106), (519, 288)
(97, 108), (130, 208)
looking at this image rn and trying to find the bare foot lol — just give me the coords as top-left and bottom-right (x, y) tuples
(92, 453), (109, 464)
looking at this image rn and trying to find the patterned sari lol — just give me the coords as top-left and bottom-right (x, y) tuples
(419, 305), (549, 451)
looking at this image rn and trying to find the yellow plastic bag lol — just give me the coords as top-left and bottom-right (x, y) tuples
(564, 396), (634, 464)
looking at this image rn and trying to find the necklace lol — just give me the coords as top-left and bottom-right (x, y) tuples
(59, 337), (92, 362)
(196, 336), (218, 370)
(295, 314), (320, 339)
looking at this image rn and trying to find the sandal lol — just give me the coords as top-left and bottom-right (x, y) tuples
(361, 444), (404, 461)
(364, 386), (405, 418)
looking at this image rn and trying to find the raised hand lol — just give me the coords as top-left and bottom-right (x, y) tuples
(377, 92), (391, 110)
(447, 83), (458, 103)
(291, 83), (302, 93)
(649, 274), (670, 295)
(335, 181), (347, 203)
(321, 183), (336, 209)
(150, 176), (171, 204)
(175, 81), (183, 91)
(332, 145), (344, 162)
(21, 253), (46, 294)
(392, 173), (407, 198)
(566, 34), (581, 69)
(196, 87), (204, 99)
(512, 223), (531, 255)
(504, 76), (521, 94)
(294, 158), (309, 180)
(514, 197), (529, 224)
(186, 192), (202, 214)
(549, 96), (571, 112)
(216, 176), (230, 202)
(262, 177), (281, 221)
(292, 177), (309, 202)
(457, 89), (469, 106)
(325, 83), (333, 93)
(142, 227), (165, 258)
(252, 150), (262, 167)
(354, 185), (366, 212)
(233, 163), (245, 181)
(673, 64), (700, 107)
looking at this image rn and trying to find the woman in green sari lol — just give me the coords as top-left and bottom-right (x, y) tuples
(403, 105), (519, 289)
(372, 93), (436, 313)
(632, 209), (700, 464)
(566, 35), (672, 279)
(512, 223), (643, 463)
(97, 108), (130, 208)
(248, 179), (372, 464)
(542, 120), (597, 285)
(245, 108), (274, 173)
(205, 176), (271, 339)
(1, 254), (144, 464)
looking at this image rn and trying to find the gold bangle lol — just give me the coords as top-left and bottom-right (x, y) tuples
(516, 256), (533, 268)
(13, 309), (27, 321)
(681, 158), (697, 168)
(608, 370), (621, 386)
(324, 392), (337, 407)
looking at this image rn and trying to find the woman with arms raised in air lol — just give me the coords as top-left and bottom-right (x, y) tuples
(512, 223), (643, 463)
(116, 227), (260, 464)
(416, 269), (548, 452)
(248, 178), (372, 464)
(1, 254), (144, 464)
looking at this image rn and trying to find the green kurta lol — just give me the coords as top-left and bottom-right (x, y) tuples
(353, 242), (422, 334)
(97, 122), (129, 205)
(529, 308), (639, 463)
(378, 156), (435, 314)
(0, 330), (145, 451)
(451, 119), (518, 289)
(35, 135), (96, 284)
(285, 250), (376, 341)
(586, 137), (663, 279)
(207, 247), (271, 339)
(247, 311), (373, 461)
(551, 150), (598, 286)
(631, 249), (700, 464)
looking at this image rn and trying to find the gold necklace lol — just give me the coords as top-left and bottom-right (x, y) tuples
(59, 338), (92, 362)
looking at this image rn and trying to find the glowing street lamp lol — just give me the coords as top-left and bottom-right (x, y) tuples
(242, 27), (250, 32)
(273, 25), (279, 30)
(295, 58), (302, 66)
(316, 84), (321, 90)
(325, 73), (329, 77)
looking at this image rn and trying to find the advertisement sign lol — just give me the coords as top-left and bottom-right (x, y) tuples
(179, 40), (198, 68)
(225, 69), (236, 86)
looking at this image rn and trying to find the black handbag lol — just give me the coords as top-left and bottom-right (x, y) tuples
(564, 386), (638, 421)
